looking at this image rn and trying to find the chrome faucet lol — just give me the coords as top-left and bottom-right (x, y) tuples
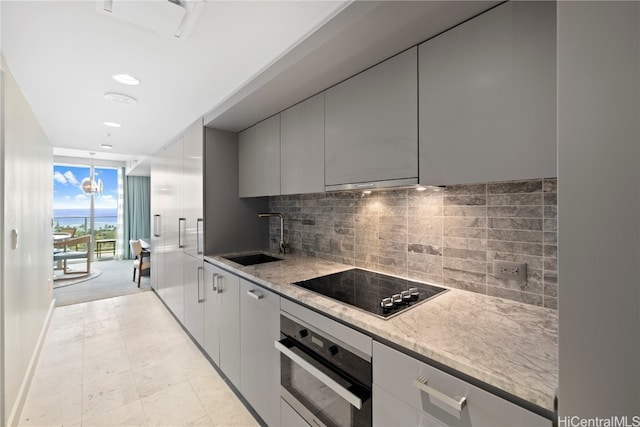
(258, 212), (288, 254)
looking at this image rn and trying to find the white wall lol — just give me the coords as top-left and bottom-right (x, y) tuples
(1, 57), (54, 425)
(0, 3), (5, 423)
(558, 1), (640, 418)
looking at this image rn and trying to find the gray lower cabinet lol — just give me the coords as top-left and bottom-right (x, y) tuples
(372, 342), (551, 427)
(183, 255), (204, 346)
(240, 279), (281, 427)
(325, 47), (418, 189)
(418, 1), (556, 186)
(374, 384), (440, 427)
(280, 92), (325, 195)
(203, 262), (241, 388)
(163, 138), (185, 323)
(281, 398), (310, 427)
(238, 114), (281, 197)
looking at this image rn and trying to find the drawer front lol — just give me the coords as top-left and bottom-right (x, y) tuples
(281, 398), (310, 427)
(373, 342), (551, 427)
(374, 384), (445, 427)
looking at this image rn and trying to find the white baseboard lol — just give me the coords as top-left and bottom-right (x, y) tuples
(6, 298), (56, 427)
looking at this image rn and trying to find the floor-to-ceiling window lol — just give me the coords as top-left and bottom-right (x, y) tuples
(53, 164), (119, 256)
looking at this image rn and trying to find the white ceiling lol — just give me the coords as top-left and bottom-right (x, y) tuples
(1, 0), (498, 173)
(0, 0), (349, 163)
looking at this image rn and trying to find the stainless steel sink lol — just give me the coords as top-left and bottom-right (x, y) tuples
(223, 253), (282, 266)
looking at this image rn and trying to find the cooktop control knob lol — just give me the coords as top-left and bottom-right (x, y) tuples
(299, 329), (309, 338)
(401, 290), (412, 302)
(392, 294), (403, 306)
(380, 297), (393, 310)
(409, 287), (420, 300)
(329, 345), (339, 356)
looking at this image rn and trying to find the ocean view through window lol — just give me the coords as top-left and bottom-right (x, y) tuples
(53, 164), (120, 250)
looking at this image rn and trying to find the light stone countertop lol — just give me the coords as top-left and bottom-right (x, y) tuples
(204, 252), (558, 414)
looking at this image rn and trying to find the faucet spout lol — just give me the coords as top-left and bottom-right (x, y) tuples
(258, 212), (287, 254)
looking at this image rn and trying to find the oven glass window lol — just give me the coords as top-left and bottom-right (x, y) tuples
(281, 347), (371, 427)
(289, 359), (352, 426)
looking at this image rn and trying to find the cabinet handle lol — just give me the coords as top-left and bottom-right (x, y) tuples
(216, 275), (223, 294)
(197, 266), (204, 303)
(413, 376), (467, 411)
(196, 218), (204, 255)
(247, 289), (263, 300)
(153, 214), (161, 237)
(178, 218), (186, 248)
(211, 273), (218, 291)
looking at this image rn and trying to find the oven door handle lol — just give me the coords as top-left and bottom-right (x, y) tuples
(274, 339), (363, 410)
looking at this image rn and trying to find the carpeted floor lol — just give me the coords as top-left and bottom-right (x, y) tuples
(53, 259), (151, 307)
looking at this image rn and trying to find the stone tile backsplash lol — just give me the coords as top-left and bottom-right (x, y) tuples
(268, 178), (558, 309)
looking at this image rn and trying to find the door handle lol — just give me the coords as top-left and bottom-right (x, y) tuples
(153, 214), (161, 237)
(211, 273), (218, 292)
(178, 218), (186, 248)
(196, 218), (204, 255)
(197, 266), (204, 303)
(216, 275), (223, 294)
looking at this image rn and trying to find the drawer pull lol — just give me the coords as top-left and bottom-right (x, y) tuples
(247, 289), (264, 300)
(414, 375), (467, 411)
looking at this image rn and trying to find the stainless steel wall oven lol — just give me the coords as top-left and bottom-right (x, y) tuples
(276, 313), (372, 427)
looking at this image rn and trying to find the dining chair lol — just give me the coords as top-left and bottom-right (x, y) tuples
(129, 239), (150, 287)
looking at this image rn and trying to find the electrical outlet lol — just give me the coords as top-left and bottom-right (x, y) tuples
(493, 260), (527, 281)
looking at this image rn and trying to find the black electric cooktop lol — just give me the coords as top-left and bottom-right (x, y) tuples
(293, 268), (447, 319)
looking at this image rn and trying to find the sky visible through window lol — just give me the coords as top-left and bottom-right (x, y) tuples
(53, 165), (119, 235)
(53, 165), (118, 210)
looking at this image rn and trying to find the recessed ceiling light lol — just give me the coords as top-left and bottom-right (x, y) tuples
(104, 92), (137, 105)
(112, 73), (140, 85)
(103, 121), (122, 128)
(101, 144), (113, 149)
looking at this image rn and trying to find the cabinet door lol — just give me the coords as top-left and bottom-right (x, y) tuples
(183, 119), (204, 259)
(217, 267), (241, 388)
(203, 262), (221, 366)
(418, 1), (556, 186)
(281, 93), (325, 194)
(240, 279), (281, 427)
(373, 342), (551, 427)
(163, 138), (185, 322)
(325, 47), (418, 188)
(239, 114), (281, 197)
(150, 157), (166, 295)
(183, 255), (204, 345)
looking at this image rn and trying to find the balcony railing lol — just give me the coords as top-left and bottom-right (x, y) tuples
(53, 215), (117, 256)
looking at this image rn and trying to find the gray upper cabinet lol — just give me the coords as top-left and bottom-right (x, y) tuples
(325, 47), (418, 189)
(239, 114), (281, 197)
(418, 1), (557, 186)
(280, 93), (325, 195)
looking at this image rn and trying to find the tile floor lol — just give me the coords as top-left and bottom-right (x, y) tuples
(19, 292), (259, 427)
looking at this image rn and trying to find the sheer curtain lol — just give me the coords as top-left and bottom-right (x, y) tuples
(122, 174), (150, 259)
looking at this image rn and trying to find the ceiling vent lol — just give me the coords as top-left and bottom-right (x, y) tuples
(97, 0), (206, 39)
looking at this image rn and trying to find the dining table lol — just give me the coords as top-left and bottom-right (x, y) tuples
(53, 232), (71, 241)
(139, 237), (151, 252)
